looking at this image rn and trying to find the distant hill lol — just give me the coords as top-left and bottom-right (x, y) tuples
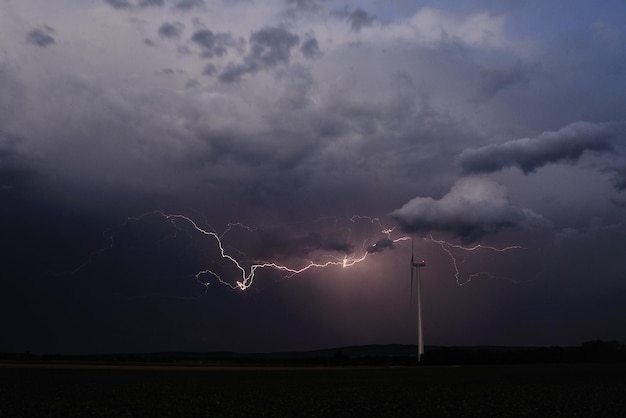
(2, 340), (625, 365)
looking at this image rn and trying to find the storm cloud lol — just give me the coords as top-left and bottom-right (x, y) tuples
(476, 61), (531, 100)
(159, 22), (184, 39)
(218, 26), (299, 82)
(173, 0), (204, 11)
(2, 1), (626, 354)
(104, 0), (164, 9)
(390, 178), (546, 243)
(300, 37), (320, 59)
(335, 8), (375, 32)
(191, 29), (234, 58)
(457, 121), (614, 175)
(26, 27), (55, 47)
(366, 238), (394, 254)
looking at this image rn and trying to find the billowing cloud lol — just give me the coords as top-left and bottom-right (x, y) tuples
(104, 0), (164, 9)
(300, 37), (320, 59)
(191, 29), (234, 58)
(173, 0), (204, 11)
(287, 0), (321, 11)
(407, 7), (507, 48)
(26, 27), (55, 47)
(457, 122), (614, 175)
(476, 61), (531, 100)
(218, 26), (299, 82)
(608, 161), (626, 191)
(103, 0), (132, 8)
(159, 22), (184, 39)
(390, 178), (545, 243)
(333, 8), (375, 32)
(248, 26), (300, 67)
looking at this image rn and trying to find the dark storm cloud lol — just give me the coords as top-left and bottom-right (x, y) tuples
(202, 63), (216, 76)
(366, 238), (394, 254)
(300, 37), (320, 59)
(476, 60), (530, 100)
(173, 0), (205, 11)
(249, 27), (300, 66)
(218, 27), (299, 83)
(283, 0), (323, 18)
(26, 27), (55, 47)
(390, 178), (546, 243)
(250, 229), (353, 260)
(457, 121), (614, 175)
(218, 64), (248, 83)
(0, 131), (39, 198)
(159, 22), (184, 39)
(286, 0), (321, 11)
(191, 29), (234, 58)
(333, 7), (375, 32)
(609, 163), (626, 191)
(104, 0), (132, 8)
(299, 232), (354, 255)
(0, 132), (23, 165)
(104, 0), (164, 9)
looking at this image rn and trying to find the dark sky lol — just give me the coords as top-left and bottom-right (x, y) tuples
(2, 0), (626, 354)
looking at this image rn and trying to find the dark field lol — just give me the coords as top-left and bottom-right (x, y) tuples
(1, 362), (625, 417)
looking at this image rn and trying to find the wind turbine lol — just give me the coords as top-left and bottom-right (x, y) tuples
(411, 238), (426, 362)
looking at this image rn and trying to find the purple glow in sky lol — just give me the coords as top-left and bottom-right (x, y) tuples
(1, 0), (626, 354)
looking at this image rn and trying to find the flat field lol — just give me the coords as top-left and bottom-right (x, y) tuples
(1, 362), (625, 417)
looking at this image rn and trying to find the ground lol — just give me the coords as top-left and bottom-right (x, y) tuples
(2, 362), (625, 417)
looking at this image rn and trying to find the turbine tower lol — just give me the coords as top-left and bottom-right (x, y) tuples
(411, 238), (426, 362)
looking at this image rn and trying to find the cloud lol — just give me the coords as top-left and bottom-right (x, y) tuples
(407, 8), (507, 48)
(173, 0), (204, 11)
(300, 37), (320, 59)
(104, 0), (164, 9)
(249, 26), (300, 67)
(286, 0), (321, 11)
(26, 27), (55, 47)
(202, 63), (216, 76)
(366, 238), (394, 254)
(191, 29), (235, 58)
(334, 8), (375, 32)
(218, 26), (299, 82)
(608, 161), (626, 191)
(457, 121), (614, 175)
(249, 229), (354, 260)
(476, 60), (531, 100)
(140, 0), (164, 6)
(103, 0), (132, 8)
(390, 178), (545, 243)
(159, 22), (184, 39)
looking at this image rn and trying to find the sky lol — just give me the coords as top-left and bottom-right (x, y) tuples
(1, 0), (626, 355)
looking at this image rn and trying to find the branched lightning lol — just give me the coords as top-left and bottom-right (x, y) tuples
(73, 211), (410, 292)
(427, 235), (526, 286)
(71, 211), (529, 293)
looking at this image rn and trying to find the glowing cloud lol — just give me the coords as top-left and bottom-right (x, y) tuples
(390, 178), (545, 243)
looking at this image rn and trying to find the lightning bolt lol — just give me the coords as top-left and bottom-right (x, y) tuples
(70, 211), (528, 293)
(427, 235), (526, 286)
(72, 211), (410, 292)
